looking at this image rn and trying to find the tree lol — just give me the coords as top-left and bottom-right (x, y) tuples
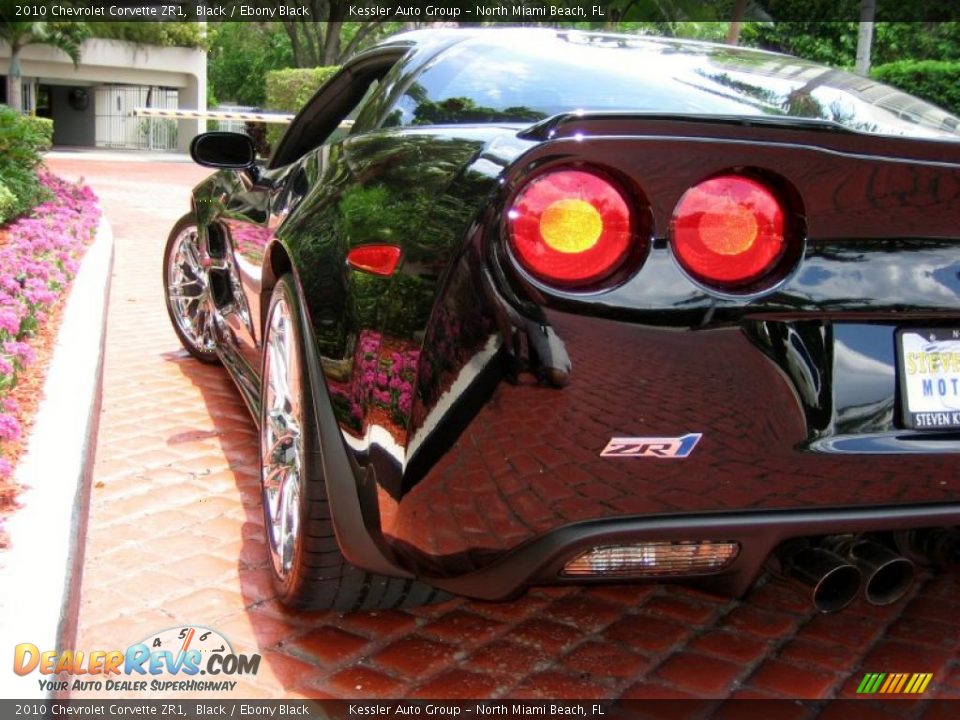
(855, 0), (876, 76)
(208, 22), (292, 107)
(261, 2), (400, 66)
(727, 0), (748, 44)
(1, 21), (88, 113)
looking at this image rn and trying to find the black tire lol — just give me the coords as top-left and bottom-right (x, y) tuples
(162, 214), (220, 364)
(260, 275), (446, 611)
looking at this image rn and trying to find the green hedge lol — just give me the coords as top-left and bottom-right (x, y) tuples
(264, 66), (339, 150)
(872, 60), (960, 117)
(0, 108), (53, 224)
(0, 182), (17, 223)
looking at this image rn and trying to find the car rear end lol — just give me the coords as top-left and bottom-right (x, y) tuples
(371, 30), (960, 608)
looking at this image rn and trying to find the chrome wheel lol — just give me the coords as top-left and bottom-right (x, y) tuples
(165, 224), (216, 354)
(261, 294), (303, 578)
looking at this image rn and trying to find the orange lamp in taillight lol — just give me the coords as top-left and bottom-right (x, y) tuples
(671, 174), (788, 289)
(507, 168), (634, 288)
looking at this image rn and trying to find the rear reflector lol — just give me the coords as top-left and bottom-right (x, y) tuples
(508, 168), (633, 287)
(347, 244), (401, 276)
(671, 175), (787, 289)
(561, 541), (739, 578)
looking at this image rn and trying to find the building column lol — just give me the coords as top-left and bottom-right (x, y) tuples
(177, 61), (206, 153)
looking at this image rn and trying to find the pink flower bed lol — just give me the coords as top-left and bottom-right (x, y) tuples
(0, 169), (100, 480)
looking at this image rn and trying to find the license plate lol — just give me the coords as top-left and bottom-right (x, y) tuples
(898, 328), (960, 430)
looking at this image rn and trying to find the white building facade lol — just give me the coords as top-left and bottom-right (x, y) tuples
(0, 37), (206, 152)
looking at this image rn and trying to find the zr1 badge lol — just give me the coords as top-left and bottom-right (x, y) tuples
(600, 433), (702, 458)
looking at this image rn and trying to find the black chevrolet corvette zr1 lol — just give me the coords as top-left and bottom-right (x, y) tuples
(164, 28), (960, 613)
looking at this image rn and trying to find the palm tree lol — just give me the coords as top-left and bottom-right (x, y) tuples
(1, 21), (88, 113)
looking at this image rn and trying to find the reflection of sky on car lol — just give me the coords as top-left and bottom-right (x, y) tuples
(398, 31), (959, 141)
(809, 87), (956, 139)
(833, 327), (896, 409)
(706, 67), (960, 139)
(593, 251), (960, 312)
(797, 254), (960, 306)
(409, 40), (768, 120)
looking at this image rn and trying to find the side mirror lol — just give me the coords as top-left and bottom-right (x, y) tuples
(189, 132), (256, 169)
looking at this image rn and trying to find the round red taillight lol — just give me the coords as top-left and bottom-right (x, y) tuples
(508, 169), (632, 287)
(671, 175), (787, 289)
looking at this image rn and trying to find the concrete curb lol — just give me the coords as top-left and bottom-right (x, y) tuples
(0, 216), (114, 699)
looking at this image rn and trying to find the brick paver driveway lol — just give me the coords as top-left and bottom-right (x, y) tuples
(47, 154), (960, 703)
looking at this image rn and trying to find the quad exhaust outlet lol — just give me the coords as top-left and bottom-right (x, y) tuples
(772, 534), (918, 613)
(821, 536), (915, 607)
(772, 540), (862, 613)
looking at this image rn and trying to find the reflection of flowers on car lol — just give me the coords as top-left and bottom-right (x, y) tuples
(328, 330), (420, 438)
(228, 222), (271, 264)
(412, 299), (495, 432)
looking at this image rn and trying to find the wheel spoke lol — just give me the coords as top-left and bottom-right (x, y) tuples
(195, 306), (208, 341)
(165, 225), (216, 353)
(168, 284), (201, 299)
(260, 293), (304, 579)
(182, 239), (203, 271)
(277, 470), (300, 569)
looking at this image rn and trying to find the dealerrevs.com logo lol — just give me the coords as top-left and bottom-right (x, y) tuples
(14, 626), (261, 693)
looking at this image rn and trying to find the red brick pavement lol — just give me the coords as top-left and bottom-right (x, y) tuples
(45, 155), (960, 702)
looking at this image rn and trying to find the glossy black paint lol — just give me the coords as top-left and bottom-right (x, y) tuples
(185, 29), (960, 597)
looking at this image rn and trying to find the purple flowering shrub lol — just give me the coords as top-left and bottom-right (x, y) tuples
(0, 169), (100, 480)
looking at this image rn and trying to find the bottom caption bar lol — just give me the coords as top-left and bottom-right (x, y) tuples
(3, 699), (955, 719)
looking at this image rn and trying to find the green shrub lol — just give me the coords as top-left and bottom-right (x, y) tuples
(872, 60), (960, 116)
(0, 107), (53, 223)
(0, 181), (17, 225)
(91, 22), (206, 49)
(264, 66), (339, 150)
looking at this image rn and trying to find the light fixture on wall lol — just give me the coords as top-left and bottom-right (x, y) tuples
(68, 88), (89, 111)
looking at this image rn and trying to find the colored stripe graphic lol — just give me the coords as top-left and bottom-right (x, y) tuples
(857, 672), (932, 694)
(879, 673), (896, 693)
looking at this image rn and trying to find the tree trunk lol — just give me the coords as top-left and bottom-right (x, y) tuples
(341, 23), (383, 63)
(7, 44), (23, 113)
(726, 0), (748, 46)
(855, 0), (876, 77)
(322, 21), (342, 66)
(283, 20), (305, 67)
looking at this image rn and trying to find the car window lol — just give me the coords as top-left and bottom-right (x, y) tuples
(325, 79), (380, 144)
(384, 34), (959, 140)
(269, 56), (399, 169)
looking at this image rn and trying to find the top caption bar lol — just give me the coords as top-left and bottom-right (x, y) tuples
(3, 0), (957, 22)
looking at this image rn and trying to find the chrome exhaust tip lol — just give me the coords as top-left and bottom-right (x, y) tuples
(773, 542), (862, 613)
(824, 536), (915, 607)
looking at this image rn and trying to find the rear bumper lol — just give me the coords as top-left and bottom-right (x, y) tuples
(421, 504), (960, 600)
(382, 309), (960, 579)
